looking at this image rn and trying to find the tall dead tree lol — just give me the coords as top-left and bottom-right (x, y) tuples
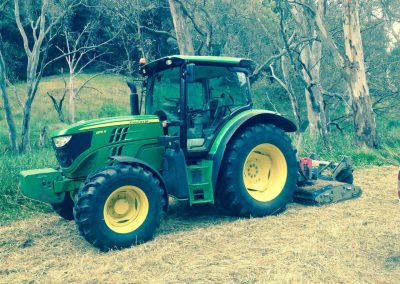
(14, 0), (80, 151)
(289, 0), (329, 147)
(169, 0), (195, 55)
(297, 0), (378, 147)
(0, 1), (17, 152)
(342, 0), (378, 147)
(176, 0), (213, 55)
(57, 23), (111, 124)
(268, 57), (301, 128)
(0, 46), (18, 152)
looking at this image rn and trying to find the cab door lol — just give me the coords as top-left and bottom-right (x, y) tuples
(185, 65), (251, 155)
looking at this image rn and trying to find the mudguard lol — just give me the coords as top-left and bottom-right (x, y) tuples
(208, 109), (297, 190)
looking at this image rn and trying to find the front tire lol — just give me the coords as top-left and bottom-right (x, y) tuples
(73, 164), (164, 251)
(217, 123), (298, 217)
(51, 193), (74, 220)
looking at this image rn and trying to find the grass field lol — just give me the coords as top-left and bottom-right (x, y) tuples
(0, 73), (131, 150)
(0, 166), (399, 283)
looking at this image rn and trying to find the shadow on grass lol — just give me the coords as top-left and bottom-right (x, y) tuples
(157, 199), (237, 236)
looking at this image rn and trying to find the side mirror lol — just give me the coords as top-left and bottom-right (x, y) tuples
(186, 63), (196, 83)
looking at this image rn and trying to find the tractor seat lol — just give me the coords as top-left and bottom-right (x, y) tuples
(187, 138), (206, 149)
(208, 98), (224, 119)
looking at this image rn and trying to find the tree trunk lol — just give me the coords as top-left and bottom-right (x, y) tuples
(303, 0), (378, 147)
(281, 55), (301, 127)
(39, 125), (47, 147)
(20, 58), (41, 152)
(0, 51), (18, 152)
(343, 0), (378, 147)
(68, 70), (75, 124)
(291, 2), (330, 147)
(168, 0), (195, 55)
(20, 96), (33, 152)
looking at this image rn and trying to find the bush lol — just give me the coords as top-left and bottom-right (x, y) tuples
(0, 149), (56, 224)
(98, 100), (125, 118)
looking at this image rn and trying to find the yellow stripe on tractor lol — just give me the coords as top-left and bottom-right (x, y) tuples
(79, 119), (160, 131)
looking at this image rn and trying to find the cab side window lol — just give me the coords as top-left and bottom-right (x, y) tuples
(186, 66), (249, 152)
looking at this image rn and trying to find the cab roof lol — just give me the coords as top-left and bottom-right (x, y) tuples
(141, 55), (254, 76)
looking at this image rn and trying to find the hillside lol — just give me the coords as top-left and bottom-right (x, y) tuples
(0, 166), (399, 283)
(0, 73), (131, 147)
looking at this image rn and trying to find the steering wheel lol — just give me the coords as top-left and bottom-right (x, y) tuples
(189, 104), (234, 120)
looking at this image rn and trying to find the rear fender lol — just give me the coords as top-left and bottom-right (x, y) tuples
(209, 110), (297, 189)
(108, 156), (169, 212)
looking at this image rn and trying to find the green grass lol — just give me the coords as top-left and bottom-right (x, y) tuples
(295, 129), (400, 167)
(0, 73), (399, 223)
(0, 149), (55, 223)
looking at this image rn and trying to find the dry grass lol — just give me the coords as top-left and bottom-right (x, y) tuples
(1, 166), (399, 283)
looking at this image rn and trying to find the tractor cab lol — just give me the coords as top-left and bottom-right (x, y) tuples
(141, 56), (254, 155)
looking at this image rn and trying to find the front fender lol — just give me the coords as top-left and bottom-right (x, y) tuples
(108, 156), (169, 212)
(209, 109), (297, 189)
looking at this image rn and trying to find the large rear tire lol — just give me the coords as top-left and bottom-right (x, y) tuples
(217, 123), (297, 217)
(73, 164), (164, 251)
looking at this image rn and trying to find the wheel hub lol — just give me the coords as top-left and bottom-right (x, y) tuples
(113, 198), (130, 215)
(243, 143), (287, 202)
(103, 186), (149, 234)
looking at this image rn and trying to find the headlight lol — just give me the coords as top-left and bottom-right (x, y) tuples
(53, 135), (72, 148)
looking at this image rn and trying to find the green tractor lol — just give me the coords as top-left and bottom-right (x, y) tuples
(20, 55), (304, 250)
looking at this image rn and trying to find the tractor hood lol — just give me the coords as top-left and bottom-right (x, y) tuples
(52, 115), (160, 137)
(50, 114), (164, 178)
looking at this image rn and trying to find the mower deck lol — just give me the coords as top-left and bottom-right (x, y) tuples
(294, 180), (362, 206)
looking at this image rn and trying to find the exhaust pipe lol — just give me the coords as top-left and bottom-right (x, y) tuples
(127, 81), (139, 115)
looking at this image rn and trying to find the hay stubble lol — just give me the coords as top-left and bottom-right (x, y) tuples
(1, 167), (399, 283)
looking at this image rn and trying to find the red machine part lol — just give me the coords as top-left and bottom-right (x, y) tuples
(299, 157), (313, 180)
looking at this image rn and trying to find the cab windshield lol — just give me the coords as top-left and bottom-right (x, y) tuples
(146, 67), (181, 122)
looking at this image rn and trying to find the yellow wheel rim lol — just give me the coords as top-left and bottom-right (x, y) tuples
(103, 185), (149, 234)
(243, 143), (287, 202)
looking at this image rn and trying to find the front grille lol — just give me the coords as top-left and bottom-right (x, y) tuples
(53, 132), (93, 168)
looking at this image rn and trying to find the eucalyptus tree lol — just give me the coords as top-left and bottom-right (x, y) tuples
(0, 1), (18, 152)
(294, 0), (378, 147)
(14, 0), (81, 151)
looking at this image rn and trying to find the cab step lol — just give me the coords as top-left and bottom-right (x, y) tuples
(187, 163), (214, 205)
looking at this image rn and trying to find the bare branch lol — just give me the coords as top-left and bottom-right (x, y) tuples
(139, 25), (176, 39)
(75, 73), (105, 97)
(176, 0), (206, 37)
(14, 0), (31, 56)
(0, 0), (10, 12)
(44, 0), (83, 36)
